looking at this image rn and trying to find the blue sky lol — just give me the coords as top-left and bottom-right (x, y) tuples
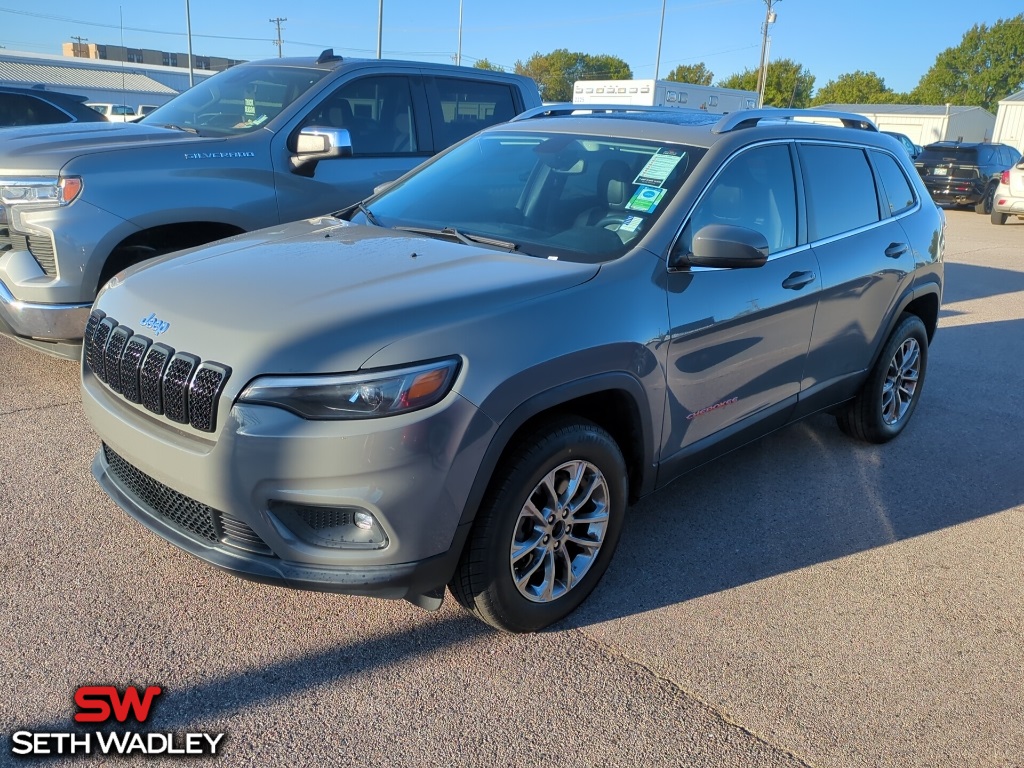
(0, 1), (1018, 95)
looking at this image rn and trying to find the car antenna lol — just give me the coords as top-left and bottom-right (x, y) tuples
(317, 48), (343, 65)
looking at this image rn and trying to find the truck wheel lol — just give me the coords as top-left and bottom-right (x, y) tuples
(836, 313), (928, 444)
(450, 419), (627, 632)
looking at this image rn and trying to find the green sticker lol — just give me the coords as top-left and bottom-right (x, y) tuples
(626, 186), (666, 213)
(244, 98), (256, 116)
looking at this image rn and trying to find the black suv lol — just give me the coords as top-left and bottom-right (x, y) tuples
(915, 141), (1022, 213)
(0, 86), (109, 128)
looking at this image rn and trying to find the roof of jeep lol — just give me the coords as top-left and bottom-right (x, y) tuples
(491, 108), (891, 151)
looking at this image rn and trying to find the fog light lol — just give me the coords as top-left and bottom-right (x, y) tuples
(269, 502), (388, 549)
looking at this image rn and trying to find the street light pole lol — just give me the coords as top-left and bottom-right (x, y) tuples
(457, 0), (463, 66)
(654, 0), (666, 81)
(377, 0), (383, 59)
(185, 0), (194, 88)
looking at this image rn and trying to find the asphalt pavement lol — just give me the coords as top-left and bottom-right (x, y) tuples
(0, 209), (1021, 767)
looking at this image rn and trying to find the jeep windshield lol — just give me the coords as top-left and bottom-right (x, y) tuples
(140, 64), (329, 136)
(358, 130), (706, 263)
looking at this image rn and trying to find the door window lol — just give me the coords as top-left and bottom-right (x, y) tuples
(429, 78), (516, 149)
(305, 76), (419, 156)
(800, 144), (880, 241)
(680, 143), (797, 257)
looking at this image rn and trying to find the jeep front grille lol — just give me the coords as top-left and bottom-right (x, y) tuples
(0, 225), (58, 277)
(103, 444), (273, 556)
(84, 310), (231, 433)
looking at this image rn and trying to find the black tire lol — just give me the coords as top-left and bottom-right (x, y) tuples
(991, 207), (1008, 225)
(450, 419), (627, 632)
(975, 184), (996, 214)
(837, 313), (928, 444)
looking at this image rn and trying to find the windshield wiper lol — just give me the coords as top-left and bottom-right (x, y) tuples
(393, 225), (517, 252)
(335, 201), (381, 226)
(161, 124), (199, 134)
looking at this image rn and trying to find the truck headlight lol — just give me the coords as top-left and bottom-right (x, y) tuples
(238, 358), (460, 420)
(0, 176), (83, 207)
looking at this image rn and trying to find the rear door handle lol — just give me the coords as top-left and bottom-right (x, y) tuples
(782, 271), (816, 290)
(885, 242), (909, 259)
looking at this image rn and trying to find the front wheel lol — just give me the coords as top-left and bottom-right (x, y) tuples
(837, 313), (929, 444)
(450, 419), (627, 632)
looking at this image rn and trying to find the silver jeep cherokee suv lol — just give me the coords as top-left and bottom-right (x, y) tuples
(81, 107), (944, 632)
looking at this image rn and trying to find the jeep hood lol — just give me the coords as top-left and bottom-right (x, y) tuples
(0, 122), (225, 174)
(94, 218), (600, 383)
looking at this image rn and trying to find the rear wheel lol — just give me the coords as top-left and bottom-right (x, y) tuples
(975, 184), (996, 214)
(837, 313), (928, 444)
(450, 419), (627, 632)
(991, 207), (1008, 225)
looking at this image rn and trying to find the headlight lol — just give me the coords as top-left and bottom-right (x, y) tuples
(0, 176), (83, 206)
(238, 358), (460, 420)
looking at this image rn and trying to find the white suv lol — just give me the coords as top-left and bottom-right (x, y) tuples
(991, 158), (1024, 224)
(85, 103), (138, 123)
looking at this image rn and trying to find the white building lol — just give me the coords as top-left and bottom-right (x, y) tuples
(0, 49), (216, 110)
(993, 90), (1024, 153)
(818, 103), (997, 146)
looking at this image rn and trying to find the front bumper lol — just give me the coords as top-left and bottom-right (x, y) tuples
(82, 362), (493, 603)
(0, 277), (91, 341)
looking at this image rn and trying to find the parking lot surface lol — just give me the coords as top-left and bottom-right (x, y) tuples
(1, 209), (1021, 767)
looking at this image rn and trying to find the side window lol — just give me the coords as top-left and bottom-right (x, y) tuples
(304, 76), (419, 156)
(430, 78), (516, 149)
(0, 94), (71, 126)
(872, 151), (916, 215)
(800, 144), (880, 241)
(680, 143), (797, 257)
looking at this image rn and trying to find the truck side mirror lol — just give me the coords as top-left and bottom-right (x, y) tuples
(292, 126), (353, 177)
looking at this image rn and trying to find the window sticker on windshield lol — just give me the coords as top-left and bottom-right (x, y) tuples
(619, 215), (643, 233)
(634, 148), (685, 188)
(626, 185), (666, 213)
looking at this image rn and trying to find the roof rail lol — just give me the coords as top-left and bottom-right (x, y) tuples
(510, 104), (683, 122)
(712, 108), (879, 134)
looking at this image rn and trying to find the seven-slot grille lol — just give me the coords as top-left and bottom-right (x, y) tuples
(102, 444), (273, 556)
(85, 310), (231, 433)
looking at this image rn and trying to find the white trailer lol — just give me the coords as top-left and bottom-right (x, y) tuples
(572, 79), (757, 114)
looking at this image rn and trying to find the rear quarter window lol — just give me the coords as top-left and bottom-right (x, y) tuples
(872, 151), (916, 215)
(799, 144), (880, 241)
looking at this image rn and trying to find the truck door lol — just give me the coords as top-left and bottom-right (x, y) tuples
(271, 74), (431, 223)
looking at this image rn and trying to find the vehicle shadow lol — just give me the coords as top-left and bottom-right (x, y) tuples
(567, 314), (1024, 628)
(941, 261), (1024, 305)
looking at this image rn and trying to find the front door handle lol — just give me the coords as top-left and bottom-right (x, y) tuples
(782, 271), (815, 290)
(885, 242), (909, 259)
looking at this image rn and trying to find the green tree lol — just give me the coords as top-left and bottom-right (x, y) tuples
(812, 70), (895, 105)
(472, 58), (505, 72)
(718, 58), (814, 108)
(911, 14), (1024, 111)
(665, 62), (713, 86)
(513, 49), (632, 102)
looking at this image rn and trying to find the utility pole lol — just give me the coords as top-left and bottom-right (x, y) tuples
(70, 35), (88, 58)
(269, 17), (287, 58)
(756, 0), (779, 108)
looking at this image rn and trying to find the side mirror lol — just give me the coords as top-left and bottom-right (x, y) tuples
(292, 126), (353, 176)
(672, 224), (769, 269)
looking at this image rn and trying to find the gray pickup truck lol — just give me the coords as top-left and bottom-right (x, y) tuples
(0, 51), (540, 358)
